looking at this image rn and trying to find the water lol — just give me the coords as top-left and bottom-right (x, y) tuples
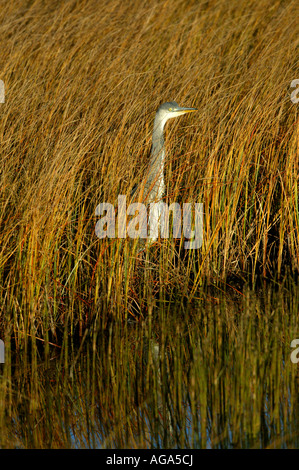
(0, 282), (298, 448)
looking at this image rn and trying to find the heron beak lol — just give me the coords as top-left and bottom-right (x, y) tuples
(176, 107), (197, 115)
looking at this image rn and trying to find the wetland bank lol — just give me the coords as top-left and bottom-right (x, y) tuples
(0, 0), (298, 449)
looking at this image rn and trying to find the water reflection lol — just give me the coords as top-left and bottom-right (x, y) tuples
(0, 283), (298, 448)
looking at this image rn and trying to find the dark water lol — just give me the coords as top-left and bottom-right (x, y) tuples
(0, 283), (298, 448)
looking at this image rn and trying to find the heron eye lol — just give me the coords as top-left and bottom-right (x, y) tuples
(168, 107), (172, 111)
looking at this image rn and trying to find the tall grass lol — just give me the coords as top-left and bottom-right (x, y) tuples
(0, 0), (298, 337)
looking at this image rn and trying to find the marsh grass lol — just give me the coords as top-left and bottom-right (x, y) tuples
(0, 0), (298, 337)
(0, 0), (298, 448)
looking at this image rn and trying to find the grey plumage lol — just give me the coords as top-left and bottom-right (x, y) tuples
(142, 101), (197, 205)
(135, 101), (197, 246)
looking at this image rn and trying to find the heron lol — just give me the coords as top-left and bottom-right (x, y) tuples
(135, 101), (197, 246)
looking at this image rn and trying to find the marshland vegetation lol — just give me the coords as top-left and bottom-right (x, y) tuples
(0, 0), (298, 448)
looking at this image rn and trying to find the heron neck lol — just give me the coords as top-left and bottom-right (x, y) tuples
(150, 115), (167, 168)
(142, 114), (167, 203)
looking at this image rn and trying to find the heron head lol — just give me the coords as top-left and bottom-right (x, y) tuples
(155, 101), (197, 127)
